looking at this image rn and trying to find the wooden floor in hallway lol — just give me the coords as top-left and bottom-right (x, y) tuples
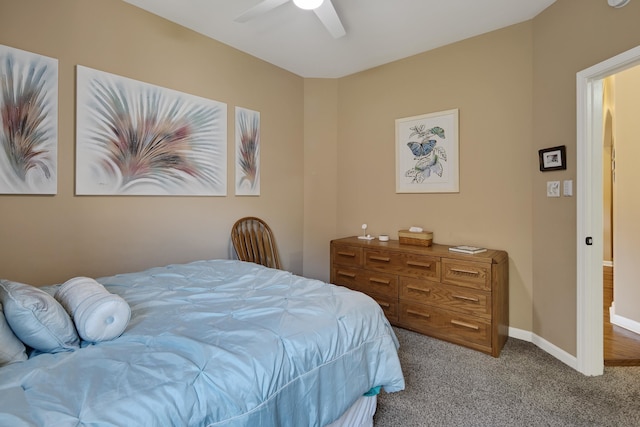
(604, 266), (640, 366)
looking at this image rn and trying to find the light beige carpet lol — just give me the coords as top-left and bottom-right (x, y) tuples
(374, 327), (640, 427)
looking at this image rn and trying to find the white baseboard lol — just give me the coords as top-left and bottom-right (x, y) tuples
(508, 326), (532, 342)
(609, 302), (640, 335)
(509, 327), (578, 371)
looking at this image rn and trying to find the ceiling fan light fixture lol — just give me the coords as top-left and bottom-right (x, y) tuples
(608, 0), (631, 7)
(293, 0), (324, 10)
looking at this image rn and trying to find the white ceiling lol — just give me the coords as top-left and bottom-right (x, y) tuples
(123, 0), (556, 78)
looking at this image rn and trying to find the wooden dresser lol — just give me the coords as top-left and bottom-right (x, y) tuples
(330, 236), (509, 357)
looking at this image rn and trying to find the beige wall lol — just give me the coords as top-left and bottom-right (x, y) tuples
(303, 79), (338, 282)
(4, 0), (640, 359)
(331, 23), (535, 332)
(531, 0), (640, 355)
(0, 0), (304, 285)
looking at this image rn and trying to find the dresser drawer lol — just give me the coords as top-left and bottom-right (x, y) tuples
(331, 245), (363, 267)
(399, 302), (491, 349)
(332, 267), (398, 298)
(369, 295), (398, 323)
(365, 249), (440, 282)
(400, 278), (491, 320)
(442, 259), (491, 291)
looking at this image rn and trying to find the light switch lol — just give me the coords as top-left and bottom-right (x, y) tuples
(563, 180), (573, 197)
(547, 181), (560, 197)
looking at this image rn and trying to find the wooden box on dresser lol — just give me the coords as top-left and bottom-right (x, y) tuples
(330, 236), (509, 357)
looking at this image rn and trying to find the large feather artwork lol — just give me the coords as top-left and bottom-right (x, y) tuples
(0, 45), (57, 194)
(76, 66), (227, 196)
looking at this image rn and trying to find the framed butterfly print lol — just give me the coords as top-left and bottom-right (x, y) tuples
(395, 109), (459, 193)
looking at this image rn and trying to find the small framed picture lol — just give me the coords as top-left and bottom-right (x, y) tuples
(538, 145), (567, 172)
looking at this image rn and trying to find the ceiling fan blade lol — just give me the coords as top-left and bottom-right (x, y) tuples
(234, 0), (290, 23)
(313, 0), (346, 38)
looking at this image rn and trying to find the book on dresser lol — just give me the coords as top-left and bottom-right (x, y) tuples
(449, 245), (487, 254)
(330, 236), (509, 357)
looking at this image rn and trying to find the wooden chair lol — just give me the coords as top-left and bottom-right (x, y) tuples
(231, 217), (282, 270)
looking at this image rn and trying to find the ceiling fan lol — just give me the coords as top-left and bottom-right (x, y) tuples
(234, 0), (346, 39)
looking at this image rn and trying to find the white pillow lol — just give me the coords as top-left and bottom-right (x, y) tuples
(55, 277), (130, 343)
(0, 280), (79, 353)
(0, 303), (28, 366)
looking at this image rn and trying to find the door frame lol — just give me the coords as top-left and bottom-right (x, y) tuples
(576, 44), (640, 376)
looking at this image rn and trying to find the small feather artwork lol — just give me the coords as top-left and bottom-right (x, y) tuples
(235, 107), (260, 196)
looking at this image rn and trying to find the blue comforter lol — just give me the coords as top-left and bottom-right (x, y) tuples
(0, 260), (404, 426)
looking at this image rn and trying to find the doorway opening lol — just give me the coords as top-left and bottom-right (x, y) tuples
(601, 67), (640, 366)
(577, 44), (640, 376)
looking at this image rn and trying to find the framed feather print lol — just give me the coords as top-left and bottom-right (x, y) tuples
(235, 107), (260, 196)
(0, 45), (58, 194)
(75, 66), (227, 196)
(395, 109), (459, 193)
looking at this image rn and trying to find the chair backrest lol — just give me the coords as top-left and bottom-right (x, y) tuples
(231, 217), (282, 270)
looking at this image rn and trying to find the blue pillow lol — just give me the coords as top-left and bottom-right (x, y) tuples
(0, 303), (28, 366)
(0, 280), (79, 353)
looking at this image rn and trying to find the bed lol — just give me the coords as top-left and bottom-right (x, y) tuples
(0, 259), (405, 426)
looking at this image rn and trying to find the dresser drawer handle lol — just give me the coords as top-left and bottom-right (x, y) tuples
(407, 261), (432, 269)
(369, 256), (391, 263)
(450, 319), (480, 330)
(450, 268), (480, 276)
(378, 302), (391, 308)
(370, 278), (391, 286)
(452, 295), (480, 303)
(337, 251), (356, 258)
(407, 285), (431, 294)
(337, 270), (356, 278)
(406, 309), (430, 319)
